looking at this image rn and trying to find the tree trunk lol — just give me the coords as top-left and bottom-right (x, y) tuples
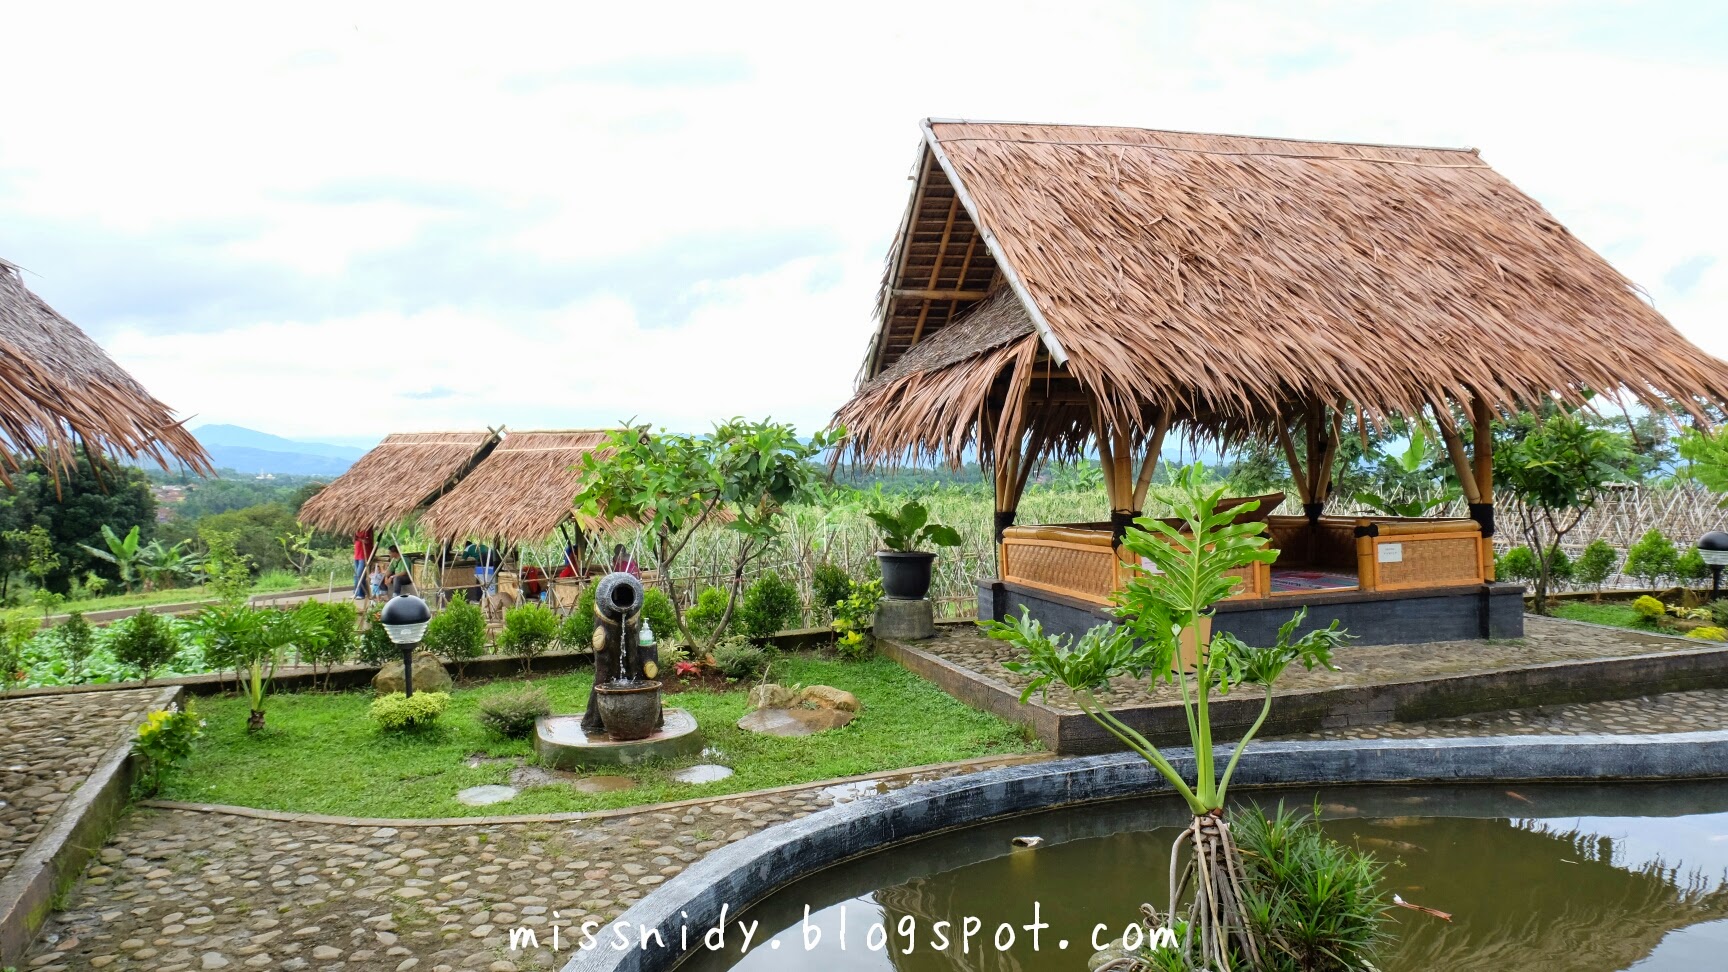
(248, 709), (266, 732)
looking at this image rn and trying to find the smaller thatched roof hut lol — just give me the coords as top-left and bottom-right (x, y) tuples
(297, 430), (499, 535)
(1, 258), (210, 477)
(417, 429), (619, 544)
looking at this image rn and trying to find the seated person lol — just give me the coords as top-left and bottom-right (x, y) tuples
(556, 543), (585, 579)
(521, 564), (546, 601)
(386, 544), (414, 596)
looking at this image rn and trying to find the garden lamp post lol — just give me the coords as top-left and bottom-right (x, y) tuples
(379, 594), (431, 696)
(1699, 532), (1728, 601)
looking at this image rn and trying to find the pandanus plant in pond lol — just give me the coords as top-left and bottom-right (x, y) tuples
(982, 465), (1350, 971)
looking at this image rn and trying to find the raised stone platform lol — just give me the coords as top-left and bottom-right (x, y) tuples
(882, 615), (1728, 753)
(535, 709), (704, 771)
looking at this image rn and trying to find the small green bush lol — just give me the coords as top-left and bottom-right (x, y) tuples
(294, 600), (358, 671)
(1678, 547), (1709, 585)
(1496, 546), (1537, 582)
(1711, 599), (1728, 627)
(132, 700), (203, 796)
(0, 608), (39, 690)
(425, 598), (488, 672)
(110, 609), (182, 683)
(1234, 803), (1387, 972)
(498, 602), (560, 672)
(560, 584), (598, 649)
(1632, 594), (1667, 622)
(686, 586), (731, 642)
(358, 608), (396, 666)
(642, 587), (677, 645)
(811, 562), (853, 616)
(1545, 545), (1575, 584)
(1687, 626), (1728, 642)
(56, 611), (96, 682)
(476, 684), (551, 738)
(370, 691), (450, 731)
(1626, 529), (1679, 588)
(739, 571), (801, 640)
(1576, 539), (1619, 593)
(832, 578), (884, 661)
(711, 637), (769, 680)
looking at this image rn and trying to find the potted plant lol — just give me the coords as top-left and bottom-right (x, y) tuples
(867, 501), (962, 599)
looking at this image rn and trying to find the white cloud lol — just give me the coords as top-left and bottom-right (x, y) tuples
(2, 0), (1724, 441)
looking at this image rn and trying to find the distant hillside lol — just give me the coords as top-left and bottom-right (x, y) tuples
(191, 425), (375, 477)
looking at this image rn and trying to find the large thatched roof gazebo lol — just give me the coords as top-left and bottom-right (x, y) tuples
(835, 119), (1728, 644)
(418, 428), (618, 550)
(296, 430), (499, 536)
(1, 258), (210, 477)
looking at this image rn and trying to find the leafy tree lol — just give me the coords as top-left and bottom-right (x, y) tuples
(1491, 409), (1630, 613)
(1576, 539), (1619, 599)
(1679, 426), (1728, 502)
(135, 539), (201, 591)
(0, 451), (156, 592)
(573, 419), (842, 651)
(984, 465), (1349, 970)
(198, 529), (254, 607)
(5, 524), (60, 598)
(162, 503), (300, 574)
(0, 609), (38, 690)
(110, 610), (181, 683)
(56, 611), (96, 681)
(1625, 529), (1679, 590)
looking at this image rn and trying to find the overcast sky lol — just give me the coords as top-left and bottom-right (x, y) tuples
(1, 1), (1723, 444)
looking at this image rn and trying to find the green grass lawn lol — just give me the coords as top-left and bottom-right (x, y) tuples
(1553, 601), (1646, 629)
(159, 655), (1040, 818)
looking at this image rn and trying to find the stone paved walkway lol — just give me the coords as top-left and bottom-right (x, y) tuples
(19, 763), (1016, 972)
(1284, 687), (1728, 740)
(926, 615), (1704, 710)
(0, 687), (165, 881)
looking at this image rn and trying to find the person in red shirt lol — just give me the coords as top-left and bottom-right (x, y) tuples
(352, 528), (376, 600)
(556, 544), (584, 579)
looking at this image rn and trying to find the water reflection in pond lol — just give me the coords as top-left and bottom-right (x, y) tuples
(679, 782), (1728, 972)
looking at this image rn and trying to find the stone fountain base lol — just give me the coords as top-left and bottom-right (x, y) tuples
(534, 708), (704, 771)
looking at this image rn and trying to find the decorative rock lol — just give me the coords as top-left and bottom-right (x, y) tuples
(737, 707), (854, 737)
(372, 652), (454, 695)
(874, 597), (935, 639)
(746, 684), (796, 711)
(795, 686), (860, 713)
(671, 764), (734, 784)
(455, 784), (518, 806)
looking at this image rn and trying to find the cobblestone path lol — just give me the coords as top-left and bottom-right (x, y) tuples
(1, 687), (165, 880)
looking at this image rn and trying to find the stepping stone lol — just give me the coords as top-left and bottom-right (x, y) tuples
(571, 775), (636, 794)
(454, 784), (518, 806)
(671, 764), (733, 785)
(737, 707), (855, 737)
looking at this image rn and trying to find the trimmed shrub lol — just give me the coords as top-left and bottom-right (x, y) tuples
(425, 598), (488, 672)
(1576, 539), (1619, 594)
(1626, 529), (1679, 588)
(711, 637), (769, 680)
(476, 684), (551, 738)
(738, 571), (800, 640)
(370, 691), (450, 731)
(685, 586), (730, 642)
(498, 602), (560, 672)
(832, 578), (884, 661)
(560, 584), (598, 650)
(1678, 547), (1709, 585)
(812, 562), (853, 616)
(358, 608), (396, 666)
(56, 611), (96, 682)
(1545, 546), (1574, 584)
(1496, 546), (1537, 582)
(1687, 626), (1728, 642)
(110, 610), (181, 683)
(1632, 594), (1667, 622)
(294, 600), (358, 671)
(132, 700), (203, 797)
(642, 587), (677, 645)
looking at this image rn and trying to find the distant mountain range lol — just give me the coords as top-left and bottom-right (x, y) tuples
(191, 424), (375, 477)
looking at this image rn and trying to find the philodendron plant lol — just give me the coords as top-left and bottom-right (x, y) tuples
(866, 500), (962, 552)
(982, 464), (1350, 971)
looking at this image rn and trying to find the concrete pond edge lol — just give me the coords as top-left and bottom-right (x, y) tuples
(0, 684), (182, 968)
(560, 730), (1728, 972)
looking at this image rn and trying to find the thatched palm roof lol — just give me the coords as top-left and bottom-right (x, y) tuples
(0, 259), (210, 477)
(841, 119), (1728, 461)
(417, 429), (618, 543)
(296, 430), (499, 534)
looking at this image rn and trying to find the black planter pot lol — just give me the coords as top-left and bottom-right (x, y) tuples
(877, 550), (936, 600)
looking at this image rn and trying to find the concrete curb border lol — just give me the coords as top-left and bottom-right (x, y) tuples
(561, 730), (1728, 972)
(0, 684), (181, 968)
(137, 752), (1051, 827)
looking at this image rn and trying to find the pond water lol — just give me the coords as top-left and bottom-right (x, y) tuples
(677, 781), (1728, 972)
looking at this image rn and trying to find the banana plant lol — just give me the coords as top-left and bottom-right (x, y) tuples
(135, 540), (203, 592)
(78, 524), (143, 593)
(983, 464), (1350, 970)
(1355, 424), (1460, 517)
